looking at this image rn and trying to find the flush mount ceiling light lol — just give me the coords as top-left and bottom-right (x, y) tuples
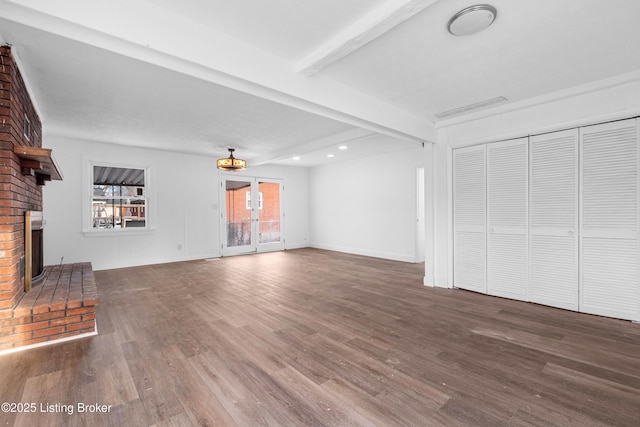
(216, 148), (246, 171)
(447, 4), (497, 36)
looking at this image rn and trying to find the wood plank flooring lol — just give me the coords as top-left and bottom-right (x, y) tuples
(1, 248), (639, 426)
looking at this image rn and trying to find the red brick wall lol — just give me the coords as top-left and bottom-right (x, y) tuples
(225, 182), (281, 244)
(0, 45), (43, 310)
(226, 183), (280, 224)
(258, 181), (280, 238)
(226, 187), (251, 225)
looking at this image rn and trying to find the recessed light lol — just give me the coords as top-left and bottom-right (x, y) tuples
(338, 145), (348, 150)
(327, 154), (335, 158)
(448, 4), (497, 36)
(292, 156), (300, 160)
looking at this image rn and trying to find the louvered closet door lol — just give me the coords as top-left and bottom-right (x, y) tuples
(529, 129), (579, 310)
(487, 138), (528, 299)
(453, 145), (487, 293)
(580, 119), (639, 321)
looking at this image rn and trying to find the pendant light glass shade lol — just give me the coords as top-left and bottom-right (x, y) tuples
(217, 148), (246, 171)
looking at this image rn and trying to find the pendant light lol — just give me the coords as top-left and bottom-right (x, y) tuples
(217, 148), (247, 171)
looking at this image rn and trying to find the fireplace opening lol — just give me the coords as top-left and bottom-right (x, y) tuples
(25, 211), (45, 291)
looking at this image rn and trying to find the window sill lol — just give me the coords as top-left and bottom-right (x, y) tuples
(83, 228), (156, 237)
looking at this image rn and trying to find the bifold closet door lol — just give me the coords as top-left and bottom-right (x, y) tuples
(453, 145), (486, 293)
(580, 119), (639, 321)
(529, 129), (579, 310)
(487, 138), (528, 299)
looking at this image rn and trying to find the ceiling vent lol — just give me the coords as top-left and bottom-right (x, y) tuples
(435, 96), (507, 119)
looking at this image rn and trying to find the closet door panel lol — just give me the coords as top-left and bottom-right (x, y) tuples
(487, 234), (528, 299)
(487, 138), (528, 299)
(453, 145), (486, 293)
(454, 231), (487, 292)
(529, 129), (579, 310)
(580, 119), (639, 321)
(582, 239), (638, 318)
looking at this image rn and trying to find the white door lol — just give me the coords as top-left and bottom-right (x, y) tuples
(453, 145), (487, 293)
(487, 138), (528, 300)
(580, 119), (639, 321)
(221, 176), (285, 256)
(529, 129), (579, 310)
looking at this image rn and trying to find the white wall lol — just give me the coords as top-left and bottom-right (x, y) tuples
(309, 145), (423, 262)
(427, 72), (640, 288)
(43, 137), (309, 270)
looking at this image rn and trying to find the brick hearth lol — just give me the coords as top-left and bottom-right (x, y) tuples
(0, 263), (98, 353)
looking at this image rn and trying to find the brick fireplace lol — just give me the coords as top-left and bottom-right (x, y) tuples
(0, 45), (98, 353)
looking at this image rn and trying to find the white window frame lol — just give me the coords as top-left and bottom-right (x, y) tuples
(23, 114), (31, 140)
(245, 191), (263, 210)
(82, 158), (154, 235)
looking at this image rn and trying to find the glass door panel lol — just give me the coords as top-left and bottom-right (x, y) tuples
(257, 180), (284, 252)
(258, 181), (280, 244)
(223, 178), (256, 255)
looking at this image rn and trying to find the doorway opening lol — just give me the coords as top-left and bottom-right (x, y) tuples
(222, 176), (284, 256)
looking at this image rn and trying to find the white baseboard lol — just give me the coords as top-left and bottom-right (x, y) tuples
(309, 243), (417, 263)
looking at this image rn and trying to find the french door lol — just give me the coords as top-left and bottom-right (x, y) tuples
(221, 176), (284, 256)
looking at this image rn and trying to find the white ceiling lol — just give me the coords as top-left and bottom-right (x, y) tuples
(1, 0), (639, 166)
(152, 0), (389, 62)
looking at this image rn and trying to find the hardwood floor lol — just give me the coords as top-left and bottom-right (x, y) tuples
(1, 248), (639, 426)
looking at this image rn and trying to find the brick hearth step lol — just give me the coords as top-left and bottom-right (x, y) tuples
(0, 262), (98, 352)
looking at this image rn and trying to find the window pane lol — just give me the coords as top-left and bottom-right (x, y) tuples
(93, 166), (144, 186)
(258, 182), (280, 243)
(93, 185), (113, 197)
(226, 180), (251, 247)
(92, 198), (146, 228)
(92, 165), (147, 230)
(92, 199), (113, 228)
(122, 200), (146, 228)
(121, 186), (144, 197)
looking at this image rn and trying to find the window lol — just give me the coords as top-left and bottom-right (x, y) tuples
(23, 114), (31, 140)
(245, 191), (263, 210)
(92, 165), (147, 229)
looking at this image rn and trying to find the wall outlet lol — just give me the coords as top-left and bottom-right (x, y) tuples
(177, 244), (183, 251)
